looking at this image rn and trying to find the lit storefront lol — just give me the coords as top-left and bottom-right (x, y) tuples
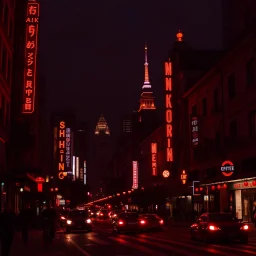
(194, 159), (256, 222)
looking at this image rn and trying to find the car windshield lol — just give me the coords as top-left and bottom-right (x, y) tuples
(69, 210), (88, 218)
(209, 214), (236, 222)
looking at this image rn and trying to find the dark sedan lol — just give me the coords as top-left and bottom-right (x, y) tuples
(138, 214), (164, 231)
(190, 212), (249, 243)
(66, 209), (92, 233)
(112, 212), (139, 234)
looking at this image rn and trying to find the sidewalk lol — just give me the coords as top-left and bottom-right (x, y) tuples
(10, 230), (64, 256)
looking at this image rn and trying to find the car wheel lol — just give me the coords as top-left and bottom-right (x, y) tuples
(66, 228), (71, 233)
(240, 236), (248, 244)
(87, 228), (92, 232)
(190, 231), (196, 241)
(116, 229), (120, 234)
(202, 232), (209, 243)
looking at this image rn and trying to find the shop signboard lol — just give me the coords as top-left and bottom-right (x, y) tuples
(221, 160), (234, 177)
(230, 180), (256, 190)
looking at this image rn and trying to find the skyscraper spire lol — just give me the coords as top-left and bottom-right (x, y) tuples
(142, 42), (151, 89)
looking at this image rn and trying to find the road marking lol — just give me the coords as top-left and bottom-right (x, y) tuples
(68, 238), (92, 256)
(109, 236), (166, 256)
(88, 236), (109, 245)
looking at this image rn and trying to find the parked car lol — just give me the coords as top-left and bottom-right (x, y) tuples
(112, 212), (140, 234)
(190, 212), (249, 243)
(66, 209), (92, 233)
(138, 214), (164, 231)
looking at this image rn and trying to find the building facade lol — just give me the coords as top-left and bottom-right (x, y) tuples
(184, 30), (256, 222)
(0, 0), (15, 210)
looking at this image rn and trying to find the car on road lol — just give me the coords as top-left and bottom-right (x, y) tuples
(66, 209), (92, 233)
(112, 212), (140, 234)
(109, 210), (124, 223)
(97, 209), (110, 219)
(138, 214), (164, 231)
(190, 212), (249, 243)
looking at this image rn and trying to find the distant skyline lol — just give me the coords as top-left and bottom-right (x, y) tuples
(39, 0), (223, 136)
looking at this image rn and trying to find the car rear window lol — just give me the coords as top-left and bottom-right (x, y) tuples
(119, 213), (138, 220)
(208, 214), (235, 222)
(69, 210), (88, 218)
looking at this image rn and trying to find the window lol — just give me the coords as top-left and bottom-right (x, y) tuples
(8, 18), (13, 38)
(228, 73), (236, 99)
(229, 120), (238, 137)
(215, 131), (221, 149)
(3, 3), (8, 25)
(7, 57), (11, 84)
(213, 88), (219, 111)
(1, 47), (7, 76)
(192, 105), (197, 115)
(0, 95), (5, 124)
(249, 111), (256, 137)
(5, 102), (9, 126)
(202, 98), (207, 116)
(246, 58), (255, 86)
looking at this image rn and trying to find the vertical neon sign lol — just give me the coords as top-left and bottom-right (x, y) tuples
(58, 121), (66, 172)
(132, 161), (138, 189)
(84, 161), (86, 185)
(151, 143), (157, 176)
(65, 128), (71, 169)
(165, 60), (173, 162)
(22, 0), (39, 114)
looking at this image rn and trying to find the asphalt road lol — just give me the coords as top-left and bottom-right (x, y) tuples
(11, 219), (256, 256)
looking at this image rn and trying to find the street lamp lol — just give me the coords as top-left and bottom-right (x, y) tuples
(162, 170), (170, 196)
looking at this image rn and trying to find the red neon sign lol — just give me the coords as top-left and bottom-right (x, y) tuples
(132, 161), (138, 189)
(221, 160), (234, 177)
(164, 60), (173, 162)
(151, 143), (157, 176)
(22, 0), (39, 114)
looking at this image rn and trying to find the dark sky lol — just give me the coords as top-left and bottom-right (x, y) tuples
(39, 0), (222, 136)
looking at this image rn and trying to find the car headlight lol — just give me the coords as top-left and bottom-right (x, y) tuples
(67, 220), (72, 225)
(86, 219), (92, 224)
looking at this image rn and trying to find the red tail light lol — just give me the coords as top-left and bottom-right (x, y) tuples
(240, 225), (249, 230)
(140, 220), (146, 225)
(159, 220), (164, 224)
(61, 216), (66, 220)
(100, 213), (103, 216)
(208, 225), (220, 231)
(118, 220), (124, 225)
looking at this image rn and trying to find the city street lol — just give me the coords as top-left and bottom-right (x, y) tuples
(10, 220), (256, 256)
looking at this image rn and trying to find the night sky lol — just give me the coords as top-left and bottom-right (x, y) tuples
(39, 0), (223, 137)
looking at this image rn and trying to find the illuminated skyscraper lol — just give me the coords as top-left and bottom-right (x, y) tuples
(138, 44), (156, 112)
(137, 44), (158, 138)
(90, 114), (112, 198)
(95, 114), (110, 135)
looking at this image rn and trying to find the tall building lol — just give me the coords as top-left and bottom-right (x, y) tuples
(137, 44), (158, 138)
(0, 0), (15, 209)
(73, 122), (89, 185)
(222, 0), (256, 47)
(91, 114), (112, 198)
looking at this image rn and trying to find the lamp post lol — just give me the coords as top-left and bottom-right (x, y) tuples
(162, 170), (170, 195)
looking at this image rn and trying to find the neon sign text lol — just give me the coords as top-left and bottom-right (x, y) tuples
(151, 143), (157, 176)
(22, 0), (39, 114)
(165, 61), (173, 162)
(132, 161), (138, 189)
(58, 121), (66, 172)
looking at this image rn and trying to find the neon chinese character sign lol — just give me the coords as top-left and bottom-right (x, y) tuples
(165, 60), (173, 162)
(65, 128), (71, 170)
(22, 0), (39, 114)
(151, 143), (157, 176)
(132, 161), (138, 189)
